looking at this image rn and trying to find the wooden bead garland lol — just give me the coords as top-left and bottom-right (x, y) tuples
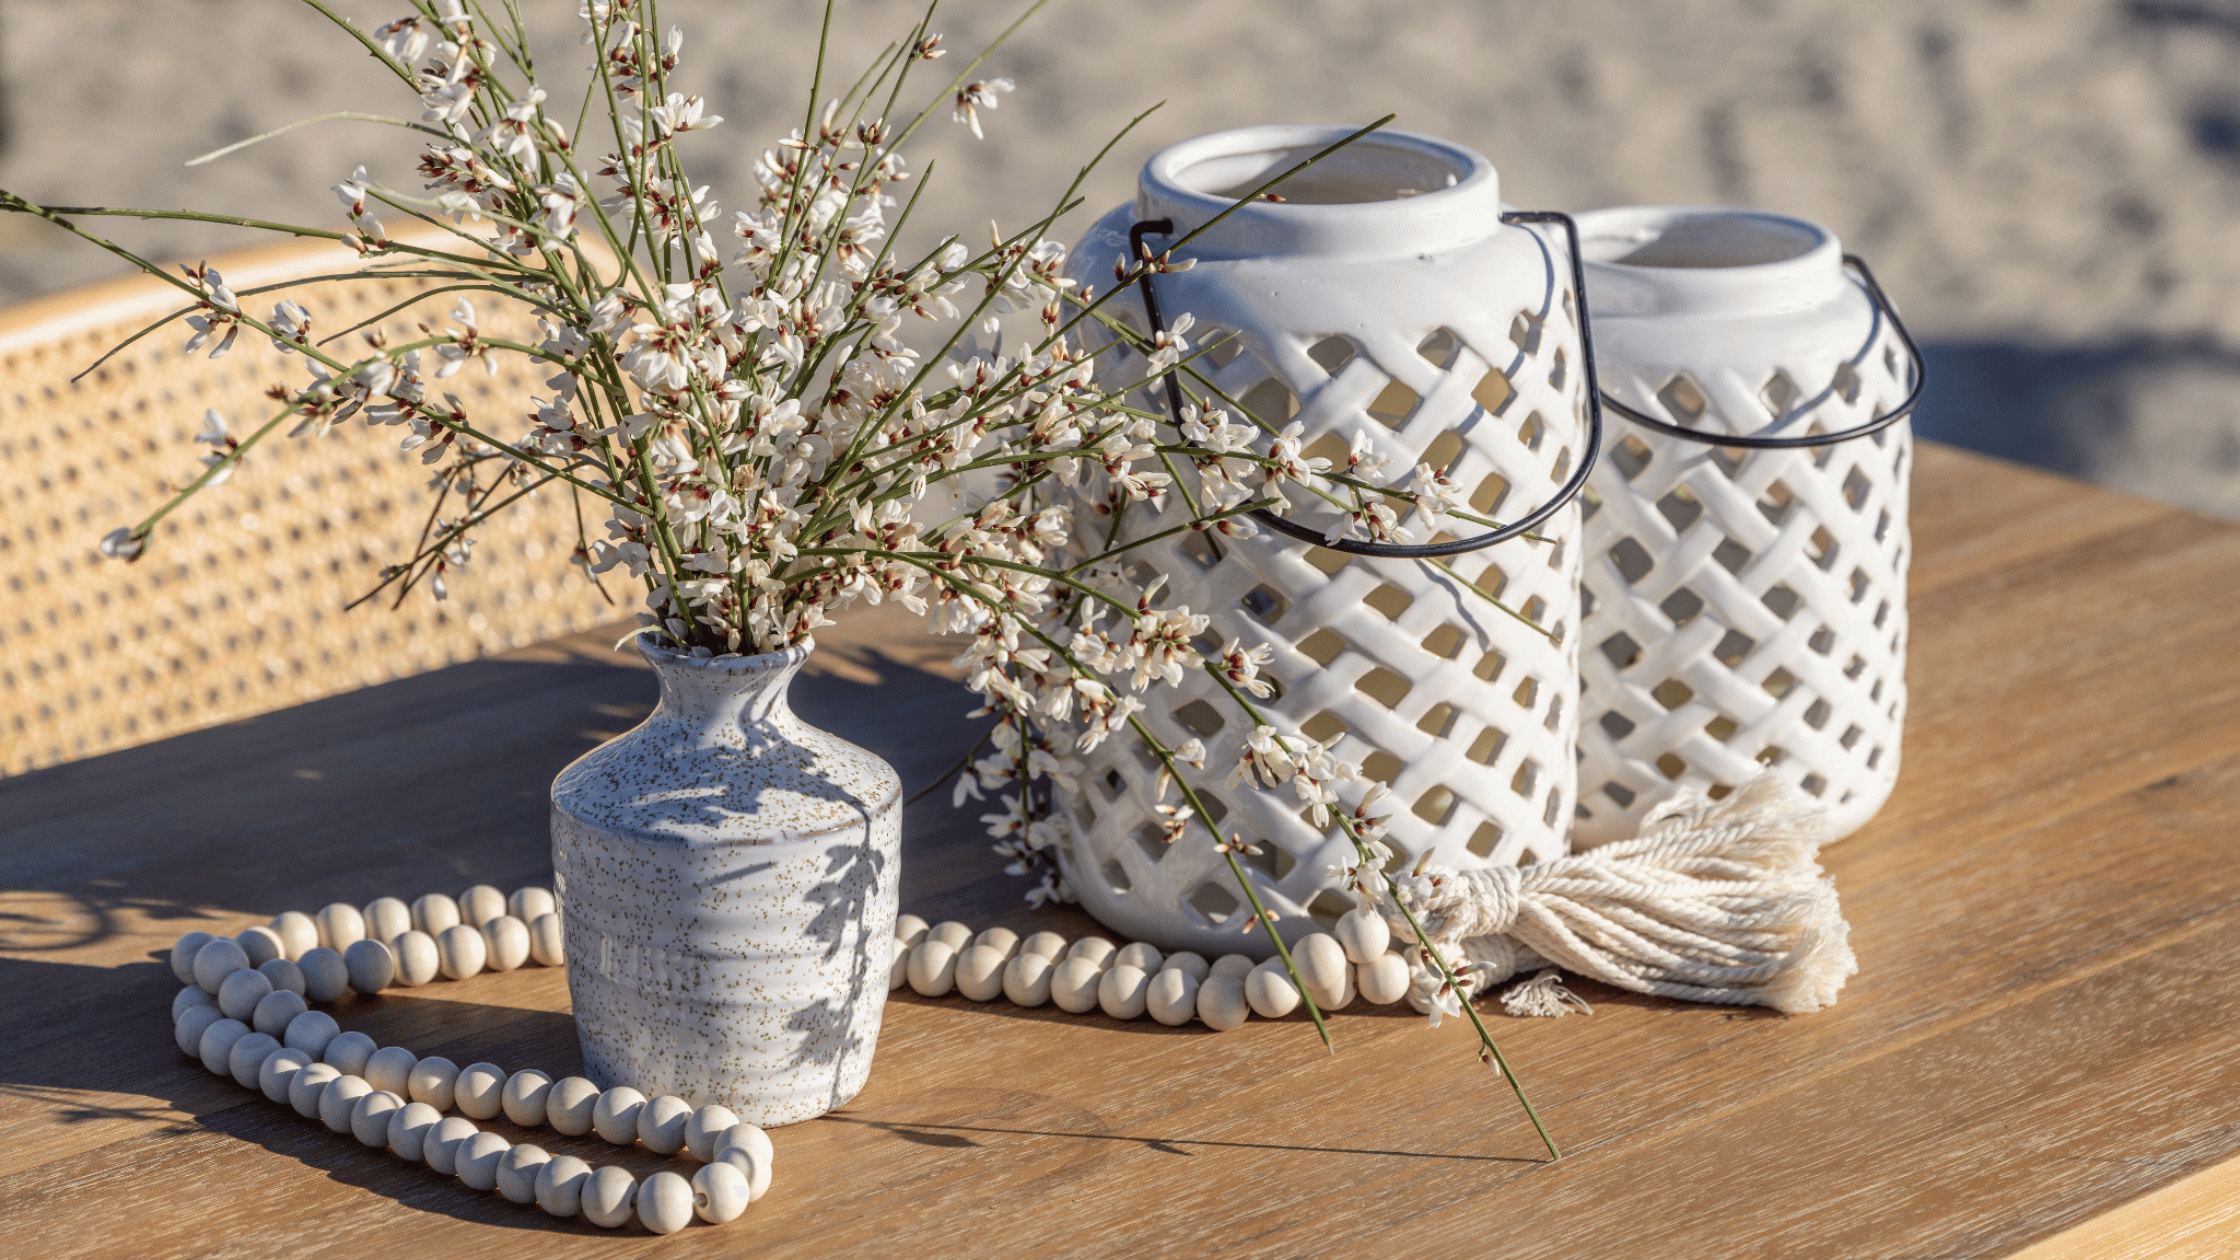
(886, 908), (1422, 1029)
(168, 885), (775, 1235)
(169, 887), (1423, 1234)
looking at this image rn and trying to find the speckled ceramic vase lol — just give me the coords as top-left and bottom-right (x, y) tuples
(549, 637), (901, 1127)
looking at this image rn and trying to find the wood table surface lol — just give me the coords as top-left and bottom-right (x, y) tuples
(5, 441), (2238, 1259)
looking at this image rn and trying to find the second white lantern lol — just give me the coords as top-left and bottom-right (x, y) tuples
(1569, 206), (1921, 845)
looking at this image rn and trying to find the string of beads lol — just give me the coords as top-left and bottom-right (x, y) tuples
(167, 884), (772, 1235)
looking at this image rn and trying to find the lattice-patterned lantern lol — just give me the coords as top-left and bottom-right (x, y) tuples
(1569, 206), (1921, 846)
(1053, 125), (1593, 957)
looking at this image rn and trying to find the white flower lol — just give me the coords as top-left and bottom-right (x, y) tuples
(373, 17), (431, 64)
(650, 92), (722, 137)
(98, 527), (145, 560)
(951, 78), (1014, 139)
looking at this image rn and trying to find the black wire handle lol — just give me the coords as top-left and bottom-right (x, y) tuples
(1597, 253), (1926, 450)
(1127, 211), (1604, 559)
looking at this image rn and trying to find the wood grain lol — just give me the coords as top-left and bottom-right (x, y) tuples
(2, 442), (2237, 1257)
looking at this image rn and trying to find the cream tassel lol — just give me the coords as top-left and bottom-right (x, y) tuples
(1382, 772), (1857, 1015)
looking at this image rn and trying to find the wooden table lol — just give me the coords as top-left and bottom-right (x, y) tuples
(5, 442), (2238, 1258)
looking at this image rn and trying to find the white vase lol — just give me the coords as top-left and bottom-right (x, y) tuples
(549, 638), (901, 1126)
(1569, 206), (1916, 846)
(1053, 124), (1589, 957)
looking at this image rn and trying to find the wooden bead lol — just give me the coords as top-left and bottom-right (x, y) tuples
(362, 897), (412, 945)
(591, 1086), (645, 1145)
(1358, 953), (1411, 1005)
(319, 1073), (373, 1133)
(411, 893), (461, 938)
(458, 884), (507, 929)
(422, 1115), (479, 1176)
(637, 1094), (692, 1154)
(257, 957), (306, 997)
(217, 966), (272, 1021)
(546, 1076), (601, 1136)
(1246, 965), (1301, 1019)
(454, 1061), (507, 1120)
(1334, 906), (1391, 964)
(1098, 964), (1151, 1020)
(685, 1103), (741, 1162)
(175, 1005), (223, 1058)
(314, 903), (366, 954)
(1198, 975), (1251, 1029)
(1115, 941), (1163, 973)
(972, 926), (1021, 958)
(269, 910), (319, 960)
(580, 1165), (638, 1229)
(388, 1100), (442, 1162)
(408, 1056), (460, 1111)
(391, 930), (440, 986)
(227, 1031), (280, 1089)
(323, 1031), (377, 1077)
(436, 923), (488, 980)
(191, 937), (250, 995)
(637, 1170), (695, 1235)
(296, 946), (350, 1004)
(1002, 951), (1055, 1007)
(1147, 968), (1201, 1026)
(481, 914), (531, 972)
(954, 943), (1009, 1002)
(1066, 936), (1117, 967)
(351, 1089), (405, 1147)
(454, 1130), (510, 1190)
(1018, 930), (1068, 961)
(258, 1047), (313, 1104)
(252, 988), (308, 1038)
(535, 1154), (591, 1217)
(1050, 956), (1105, 1014)
(888, 934), (911, 992)
(172, 984), (216, 1022)
(693, 1160), (751, 1223)
(508, 886), (556, 924)
(1160, 951), (1213, 982)
(343, 938), (396, 995)
(894, 914), (930, 949)
(282, 1009), (340, 1059)
(906, 939), (958, 997)
(236, 925), (286, 968)
(495, 1142), (551, 1204)
(198, 1017), (250, 1077)
(927, 919), (974, 952)
(713, 1126), (774, 1201)
(170, 931), (214, 985)
(1294, 933), (1352, 1011)
(365, 1046), (416, 1096)
(1209, 953), (1256, 982)
(527, 913), (564, 967)
(502, 1069), (554, 1127)
(289, 1062), (342, 1118)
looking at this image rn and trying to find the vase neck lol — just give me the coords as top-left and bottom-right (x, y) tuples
(639, 638), (814, 751)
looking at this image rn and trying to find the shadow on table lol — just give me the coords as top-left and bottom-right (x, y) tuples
(0, 639), (997, 955)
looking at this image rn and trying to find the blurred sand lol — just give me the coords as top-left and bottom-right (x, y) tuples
(3, 0), (2237, 510)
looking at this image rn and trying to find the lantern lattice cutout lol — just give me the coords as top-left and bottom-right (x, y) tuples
(1051, 126), (1588, 957)
(1570, 206), (1915, 847)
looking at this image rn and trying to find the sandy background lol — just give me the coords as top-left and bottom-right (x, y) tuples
(1, 0), (2235, 512)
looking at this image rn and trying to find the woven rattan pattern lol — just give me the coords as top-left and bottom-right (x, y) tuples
(1059, 272), (1587, 951)
(1574, 335), (1914, 846)
(0, 238), (615, 775)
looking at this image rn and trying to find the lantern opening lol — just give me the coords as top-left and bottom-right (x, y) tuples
(1582, 210), (1822, 269)
(1182, 137), (1466, 205)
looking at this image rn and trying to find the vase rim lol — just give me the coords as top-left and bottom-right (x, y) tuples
(635, 634), (814, 674)
(1137, 124), (1504, 258)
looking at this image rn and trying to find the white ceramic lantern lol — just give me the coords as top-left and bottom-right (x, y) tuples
(1569, 206), (1919, 846)
(1054, 125), (1592, 957)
